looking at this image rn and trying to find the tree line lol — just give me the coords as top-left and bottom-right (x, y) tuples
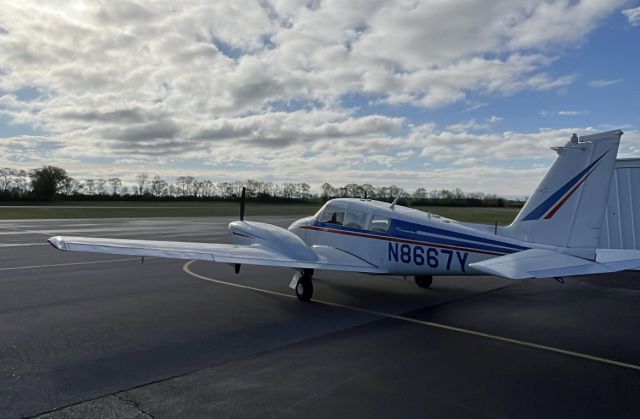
(0, 166), (524, 207)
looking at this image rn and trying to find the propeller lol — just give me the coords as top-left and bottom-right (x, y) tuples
(235, 186), (247, 275)
(240, 187), (246, 221)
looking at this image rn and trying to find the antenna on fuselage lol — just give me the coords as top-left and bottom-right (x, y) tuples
(389, 191), (402, 210)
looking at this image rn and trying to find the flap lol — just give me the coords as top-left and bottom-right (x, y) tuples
(469, 248), (611, 280)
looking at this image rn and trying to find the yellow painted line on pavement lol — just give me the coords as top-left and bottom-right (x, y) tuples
(183, 260), (640, 372)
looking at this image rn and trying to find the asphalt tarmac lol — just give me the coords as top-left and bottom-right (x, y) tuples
(0, 217), (639, 418)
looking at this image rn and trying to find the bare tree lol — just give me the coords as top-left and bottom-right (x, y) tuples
(96, 179), (107, 195)
(297, 183), (310, 199)
(321, 182), (333, 199)
(244, 179), (259, 198)
(231, 181), (244, 197)
(200, 180), (215, 197)
(175, 176), (187, 196)
(218, 182), (234, 198)
(362, 184), (375, 199)
(0, 168), (14, 191)
(108, 177), (122, 195)
(14, 170), (28, 192)
(271, 183), (283, 198)
(191, 178), (203, 197)
(150, 175), (168, 197)
(60, 177), (78, 196)
(282, 183), (297, 198)
(136, 172), (149, 195)
(413, 187), (427, 199)
(84, 179), (96, 195)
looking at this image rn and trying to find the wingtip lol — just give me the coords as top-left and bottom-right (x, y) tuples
(47, 236), (66, 251)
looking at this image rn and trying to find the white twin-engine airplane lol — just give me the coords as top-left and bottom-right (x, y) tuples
(49, 129), (640, 302)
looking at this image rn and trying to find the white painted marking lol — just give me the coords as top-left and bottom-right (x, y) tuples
(182, 260), (640, 372)
(0, 228), (202, 236)
(0, 257), (154, 272)
(0, 205), (232, 209)
(0, 243), (49, 247)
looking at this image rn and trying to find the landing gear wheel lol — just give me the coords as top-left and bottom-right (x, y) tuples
(295, 276), (314, 302)
(414, 275), (433, 289)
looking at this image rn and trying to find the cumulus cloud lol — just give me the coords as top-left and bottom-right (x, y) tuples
(589, 78), (623, 88)
(417, 127), (594, 163)
(622, 6), (640, 25)
(0, 1), (631, 193)
(539, 110), (588, 117)
(556, 110), (588, 116)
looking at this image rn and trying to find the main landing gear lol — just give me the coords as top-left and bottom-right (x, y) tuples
(290, 269), (314, 302)
(414, 275), (433, 289)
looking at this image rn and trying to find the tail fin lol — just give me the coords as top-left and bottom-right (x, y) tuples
(504, 130), (622, 252)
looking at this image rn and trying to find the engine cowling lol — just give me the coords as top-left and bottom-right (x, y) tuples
(228, 221), (317, 261)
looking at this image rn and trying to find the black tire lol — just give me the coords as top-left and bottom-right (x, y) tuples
(295, 276), (314, 302)
(414, 275), (433, 289)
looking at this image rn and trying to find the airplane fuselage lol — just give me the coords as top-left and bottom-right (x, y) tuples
(288, 198), (531, 276)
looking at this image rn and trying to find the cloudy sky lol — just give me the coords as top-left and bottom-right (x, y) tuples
(1, 0), (639, 196)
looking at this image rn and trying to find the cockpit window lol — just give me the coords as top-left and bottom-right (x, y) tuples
(344, 209), (368, 229)
(369, 215), (390, 232)
(319, 205), (345, 225)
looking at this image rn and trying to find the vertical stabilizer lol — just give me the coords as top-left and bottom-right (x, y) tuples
(504, 130), (622, 254)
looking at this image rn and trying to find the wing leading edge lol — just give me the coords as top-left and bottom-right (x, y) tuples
(47, 236), (386, 274)
(470, 248), (640, 279)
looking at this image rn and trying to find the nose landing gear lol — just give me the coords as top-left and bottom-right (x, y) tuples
(290, 270), (314, 301)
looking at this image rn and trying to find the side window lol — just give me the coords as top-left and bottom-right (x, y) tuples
(344, 209), (368, 229)
(369, 215), (390, 232)
(319, 205), (345, 225)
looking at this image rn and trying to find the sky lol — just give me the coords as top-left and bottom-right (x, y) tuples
(0, 0), (639, 197)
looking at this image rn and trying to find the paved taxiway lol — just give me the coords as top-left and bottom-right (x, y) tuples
(1, 217), (639, 418)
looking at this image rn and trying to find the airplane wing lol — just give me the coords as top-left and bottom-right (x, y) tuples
(47, 236), (386, 274)
(469, 248), (613, 279)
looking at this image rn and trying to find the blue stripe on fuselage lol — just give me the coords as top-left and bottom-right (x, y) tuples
(390, 219), (528, 251)
(388, 220), (524, 254)
(314, 219), (527, 255)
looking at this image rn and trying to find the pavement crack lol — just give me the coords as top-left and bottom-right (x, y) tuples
(115, 393), (155, 418)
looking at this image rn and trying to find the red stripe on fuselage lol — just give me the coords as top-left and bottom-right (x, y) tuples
(300, 225), (506, 256)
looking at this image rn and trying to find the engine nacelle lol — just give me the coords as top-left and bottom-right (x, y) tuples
(228, 221), (317, 261)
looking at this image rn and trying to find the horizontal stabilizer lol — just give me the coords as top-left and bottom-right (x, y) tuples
(596, 249), (640, 271)
(47, 236), (386, 274)
(469, 249), (611, 279)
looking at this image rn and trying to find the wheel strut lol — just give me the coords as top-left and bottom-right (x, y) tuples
(290, 271), (314, 302)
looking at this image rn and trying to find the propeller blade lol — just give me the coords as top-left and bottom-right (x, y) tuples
(240, 187), (246, 221)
